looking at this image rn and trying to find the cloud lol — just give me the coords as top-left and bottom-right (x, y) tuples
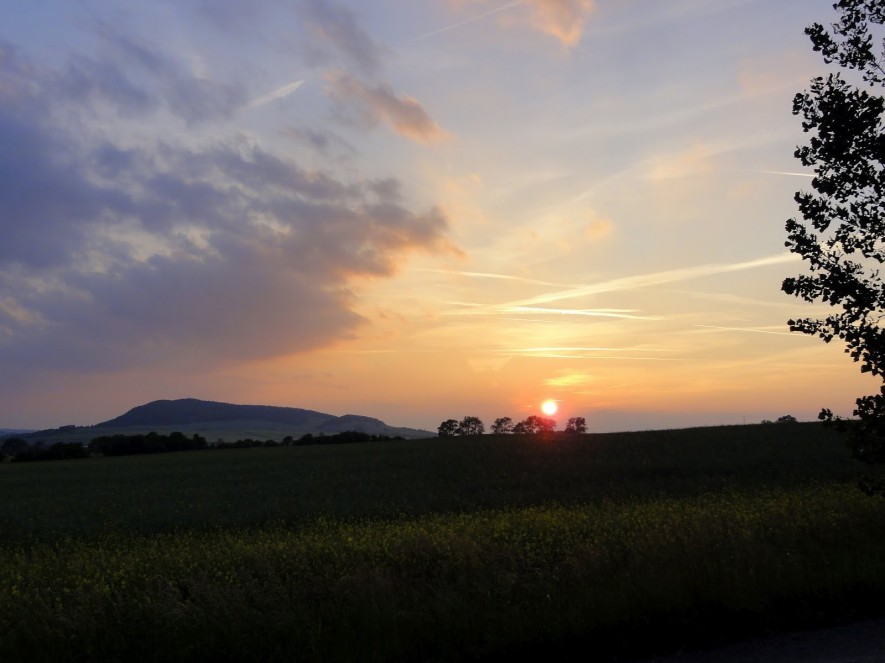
(452, 0), (595, 46)
(327, 71), (449, 144)
(585, 217), (613, 241)
(248, 79), (304, 108)
(60, 29), (246, 125)
(494, 306), (657, 320)
(295, 0), (386, 76)
(420, 268), (571, 288)
(411, 1), (523, 42)
(282, 126), (356, 156)
(524, 0), (595, 45)
(0, 44), (453, 373)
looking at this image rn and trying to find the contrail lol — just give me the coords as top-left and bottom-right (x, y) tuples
(248, 80), (305, 108)
(410, 1), (523, 42)
(694, 324), (798, 337)
(420, 268), (573, 288)
(442, 253), (799, 317)
(756, 170), (814, 178)
(501, 253), (798, 309)
(500, 306), (657, 320)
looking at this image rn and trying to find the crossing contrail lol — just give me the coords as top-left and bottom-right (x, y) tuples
(410, 1), (523, 42)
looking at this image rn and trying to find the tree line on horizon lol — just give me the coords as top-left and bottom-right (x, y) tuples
(437, 415), (587, 437)
(0, 429), (407, 463)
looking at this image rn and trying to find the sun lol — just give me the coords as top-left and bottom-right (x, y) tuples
(541, 399), (558, 416)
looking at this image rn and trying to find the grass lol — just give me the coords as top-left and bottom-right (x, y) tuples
(2, 423), (884, 661)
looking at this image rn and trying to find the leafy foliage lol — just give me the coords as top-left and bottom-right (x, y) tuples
(783, 0), (885, 458)
(436, 416), (486, 436)
(437, 419), (459, 437)
(89, 431), (208, 456)
(457, 416), (485, 436)
(565, 417), (587, 433)
(491, 417), (514, 434)
(11, 442), (89, 462)
(517, 415), (556, 434)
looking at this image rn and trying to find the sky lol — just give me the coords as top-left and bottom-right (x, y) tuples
(2, 0), (879, 433)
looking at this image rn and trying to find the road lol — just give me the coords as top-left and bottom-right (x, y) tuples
(642, 617), (885, 662)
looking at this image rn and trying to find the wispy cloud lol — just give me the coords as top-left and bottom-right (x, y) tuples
(497, 306), (657, 319)
(515, 346), (681, 362)
(421, 268), (572, 288)
(451, 0), (595, 46)
(327, 71), (448, 144)
(248, 79), (304, 108)
(411, 1), (523, 42)
(296, 0), (386, 76)
(513, 346), (678, 354)
(524, 0), (596, 45)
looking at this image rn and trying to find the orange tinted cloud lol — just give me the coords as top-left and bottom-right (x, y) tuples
(525, 0), (595, 45)
(453, 0), (595, 45)
(327, 72), (449, 144)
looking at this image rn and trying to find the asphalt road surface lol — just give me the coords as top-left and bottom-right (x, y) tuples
(642, 617), (885, 662)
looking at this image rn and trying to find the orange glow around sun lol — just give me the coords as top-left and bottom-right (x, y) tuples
(541, 399), (558, 416)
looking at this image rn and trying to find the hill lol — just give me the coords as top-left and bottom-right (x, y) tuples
(10, 398), (433, 444)
(0, 429), (33, 436)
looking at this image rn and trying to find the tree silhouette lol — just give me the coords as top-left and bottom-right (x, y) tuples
(491, 417), (514, 434)
(519, 415), (556, 434)
(457, 416), (485, 436)
(437, 419), (459, 437)
(512, 421), (529, 435)
(565, 417), (587, 434)
(783, 0), (885, 460)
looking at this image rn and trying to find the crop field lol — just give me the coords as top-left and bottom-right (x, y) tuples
(2, 423), (885, 661)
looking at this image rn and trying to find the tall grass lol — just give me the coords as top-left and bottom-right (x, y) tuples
(0, 423), (861, 542)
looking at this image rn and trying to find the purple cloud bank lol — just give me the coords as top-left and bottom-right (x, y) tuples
(0, 39), (451, 373)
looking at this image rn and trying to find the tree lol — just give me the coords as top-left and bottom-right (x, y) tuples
(437, 419), (459, 437)
(457, 416), (485, 436)
(783, 0), (885, 460)
(491, 417), (514, 434)
(1, 437), (29, 457)
(565, 417), (587, 434)
(512, 421), (529, 435)
(519, 415), (556, 434)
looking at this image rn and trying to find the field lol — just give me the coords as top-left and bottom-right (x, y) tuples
(2, 423), (885, 661)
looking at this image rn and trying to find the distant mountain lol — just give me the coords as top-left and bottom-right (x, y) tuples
(0, 429), (34, 437)
(94, 398), (433, 439)
(97, 399), (331, 429)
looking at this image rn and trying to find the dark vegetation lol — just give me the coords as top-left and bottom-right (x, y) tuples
(2, 423), (885, 662)
(438, 414), (586, 436)
(88, 432), (209, 456)
(783, 0), (885, 461)
(7, 441), (90, 462)
(0, 430), (405, 463)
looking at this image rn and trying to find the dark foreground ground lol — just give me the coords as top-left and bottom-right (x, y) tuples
(643, 616), (885, 662)
(4, 423), (885, 661)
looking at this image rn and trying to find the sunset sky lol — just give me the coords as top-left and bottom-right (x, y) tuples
(2, 0), (878, 432)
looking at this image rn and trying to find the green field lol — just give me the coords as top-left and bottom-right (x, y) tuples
(2, 423), (885, 661)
